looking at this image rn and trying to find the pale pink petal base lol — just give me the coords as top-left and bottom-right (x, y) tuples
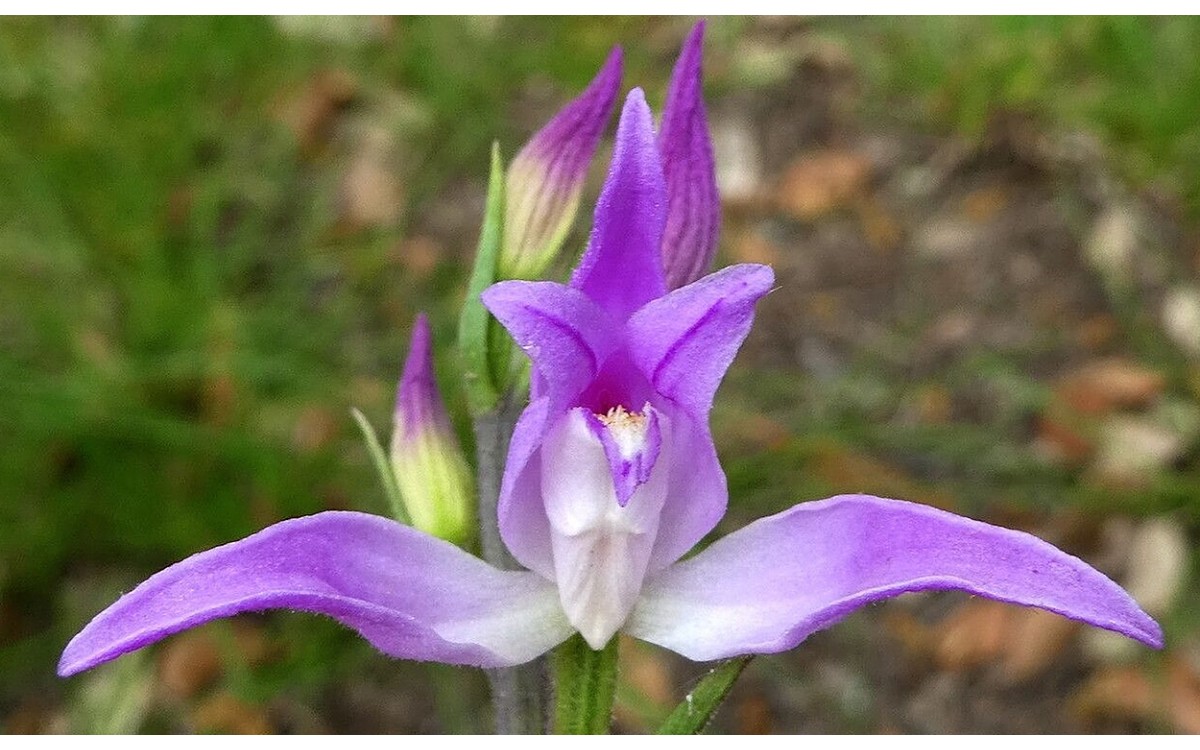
(59, 512), (573, 675)
(629, 494), (1163, 661)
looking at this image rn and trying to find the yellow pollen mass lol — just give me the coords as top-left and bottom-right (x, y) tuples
(597, 405), (647, 431)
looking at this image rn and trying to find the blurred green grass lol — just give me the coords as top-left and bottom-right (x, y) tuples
(2, 16), (1198, 732)
(838, 17), (1200, 213)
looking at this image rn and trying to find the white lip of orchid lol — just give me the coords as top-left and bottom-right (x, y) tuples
(541, 404), (670, 649)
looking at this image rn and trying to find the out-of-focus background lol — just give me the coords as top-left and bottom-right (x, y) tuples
(2, 16), (1199, 734)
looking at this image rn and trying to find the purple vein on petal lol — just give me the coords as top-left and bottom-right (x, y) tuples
(626, 263), (774, 417)
(481, 279), (618, 411)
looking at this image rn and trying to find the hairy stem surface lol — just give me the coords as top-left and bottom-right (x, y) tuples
(474, 394), (549, 734)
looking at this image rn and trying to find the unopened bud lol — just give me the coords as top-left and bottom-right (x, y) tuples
(658, 21), (720, 289)
(500, 47), (622, 280)
(391, 314), (474, 543)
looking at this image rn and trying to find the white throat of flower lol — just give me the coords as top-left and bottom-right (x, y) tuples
(541, 404), (670, 649)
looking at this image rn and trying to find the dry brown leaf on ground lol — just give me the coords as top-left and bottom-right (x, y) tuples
(776, 149), (871, 220)
(811, 444), (957, 512)
(1000, 608), (1080, 683)
(389, 235), (444, 280)
(718, 412), (793, 452)
(1055, 358), (1166, 416)
(735, 689), (774, 734)
(157, 622), (279, 700)
(615, 636), (674, 732)
(158, 630), (223, 699)
(855, 196), (902, 252)
(1073, 664), (1154, 727)
(191, 692), (273, 734)
(729, 229), (784, 267)
(1074, 658), (1200, 733)
(280, 69), (358, 155)
(339, 125), (405, 231)
(961, 185), (1009, 223)
(934, 600), (1012, 673)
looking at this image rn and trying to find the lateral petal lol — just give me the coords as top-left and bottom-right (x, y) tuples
(645, 408), (727, 572)
(496, 396), (559, 578)
(59, 512), (573, 676)
(629, 494), (1163, 661)
(570, 88), (668, 322)
(482, 279), (619, 411)
(626, 263), (774, 417)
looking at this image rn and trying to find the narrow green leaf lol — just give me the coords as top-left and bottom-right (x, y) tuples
(656, 656), (752, 734)
(553, 634), (619, 734)
(457, 142), (506, 416)
(350, 407), (409, 524)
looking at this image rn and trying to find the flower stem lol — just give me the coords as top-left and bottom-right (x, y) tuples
(552, 635), (619, 734)
(473, 393), (550, 734)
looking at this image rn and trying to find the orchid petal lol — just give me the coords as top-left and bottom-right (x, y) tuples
(482, 280), (619, 412)
(59, 512), (572, 675)
(570, 88), (668, 322)
(496, 397), (559, 578)
(659, 20), (720, 289)
(629, 495), (1163, 661)
(645, 408), (727, 572)
(626, 263), (774, 417)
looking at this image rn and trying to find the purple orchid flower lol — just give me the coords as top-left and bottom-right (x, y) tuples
(58, 88), (1160, 680)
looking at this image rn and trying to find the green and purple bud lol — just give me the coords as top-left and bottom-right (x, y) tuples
(658, 20), (720, 290)
(500, 47), (623, 280)
(390, 314), (474, 544)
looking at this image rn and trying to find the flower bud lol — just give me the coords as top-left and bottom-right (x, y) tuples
(658, 21), (720, 289)
(500, 47), (623, 280)
(391, 314), (474, 543)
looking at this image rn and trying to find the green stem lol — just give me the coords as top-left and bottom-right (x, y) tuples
(473, 394), (549, 733)
(553, 634), (619, 734)
(656, 656), (753, 734)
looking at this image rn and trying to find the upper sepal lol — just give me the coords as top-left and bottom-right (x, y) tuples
(570, 88), (668, 322)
